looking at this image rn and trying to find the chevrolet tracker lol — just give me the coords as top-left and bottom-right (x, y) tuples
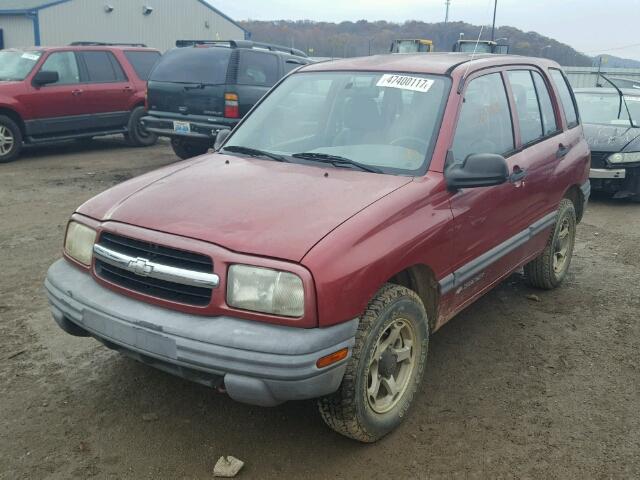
(45, 53), (590, 442)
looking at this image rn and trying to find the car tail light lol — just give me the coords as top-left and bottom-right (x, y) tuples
(144, 88), (148, 110)
(224, 93), (239, 119)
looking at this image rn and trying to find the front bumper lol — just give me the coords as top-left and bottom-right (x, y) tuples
(44, 260), (357, 406)
(141, 114), (235, 141)
(590, 168), (626, 179)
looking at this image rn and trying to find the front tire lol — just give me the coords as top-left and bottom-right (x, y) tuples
(0, 115), (23, 163)
(317, 284), (429, 442)
(126, 106), (157, 147)
(170, 138), (210, 160)
(524, 198), (577, 289)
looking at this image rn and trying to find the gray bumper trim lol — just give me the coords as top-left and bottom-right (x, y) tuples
(590, 168), (626, 179)
(45, 259), (357, 406)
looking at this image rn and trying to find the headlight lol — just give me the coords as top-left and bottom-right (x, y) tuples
(227, 265), (304, 317)
(64, 221), (97, 266)
(608, 152), (640, 164)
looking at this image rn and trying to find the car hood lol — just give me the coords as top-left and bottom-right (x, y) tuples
(77, 154), (413, 261)
(583, 123), (640, 152)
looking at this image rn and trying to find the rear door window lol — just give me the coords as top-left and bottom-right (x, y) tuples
(452, 72), (514, 162)
(80, 51), (127, 83)
(507, 70), (544, 145)
(550, 69), (579, 128)
(39, 51), (80, 85)
(237, 51), (280, 86)
(149, 47), (230, 84)
(124, 50), (161, 80)
(531, 71), (559, 135)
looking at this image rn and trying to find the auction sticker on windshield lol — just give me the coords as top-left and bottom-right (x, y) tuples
(21, 52), (41, 61)
(377, 74), (434, 93)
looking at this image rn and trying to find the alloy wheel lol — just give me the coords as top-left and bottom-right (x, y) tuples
(366, 319), (417, 414)
(553, 217), (572, 274)
(0, 126), (14, 156)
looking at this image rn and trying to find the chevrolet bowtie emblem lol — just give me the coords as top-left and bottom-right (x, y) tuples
(128, 257), (154, 276)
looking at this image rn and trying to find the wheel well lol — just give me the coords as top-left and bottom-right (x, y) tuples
(0, 107), (25, 137)
(564, 185), (584, 223)
(388, 264), (439, 331)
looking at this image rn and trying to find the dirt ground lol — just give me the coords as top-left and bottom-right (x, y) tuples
(1, 137), (639, 480)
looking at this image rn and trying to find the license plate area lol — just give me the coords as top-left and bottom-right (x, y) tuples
(173, 121), (191, 134)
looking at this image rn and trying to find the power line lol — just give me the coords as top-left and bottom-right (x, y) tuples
(582, 42), (640, 54)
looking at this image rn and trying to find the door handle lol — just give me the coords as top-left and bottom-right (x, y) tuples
(123, 86), (134, 93)
(71, 89), (83, 96)
(509, 167), (528, 183)
(556, 143), (571, 159)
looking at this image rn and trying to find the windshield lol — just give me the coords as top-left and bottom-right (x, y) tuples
(149, 47), (230, 84)
(224, 71), (450, 175)
(0, 50), (42, 81)
(575, 92), (640, 126)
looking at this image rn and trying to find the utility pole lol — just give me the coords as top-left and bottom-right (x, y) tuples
(445, 0), (451, 23)
(490, 0), (497, 42)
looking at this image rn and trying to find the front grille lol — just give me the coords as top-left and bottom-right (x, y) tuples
(95, 232), (214, 306)
(590, 151), (609, 169)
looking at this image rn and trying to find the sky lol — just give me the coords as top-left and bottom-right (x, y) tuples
(212, 0), (640, 61)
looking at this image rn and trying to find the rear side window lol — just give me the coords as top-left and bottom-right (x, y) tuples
(39, 51), (79, 85)
(531, 71), (558, 135)
(550, 69), (579, 128)
(149, 47), (230, 84)
(452, 72), (514, 162)
(507, 70), (543, 145)
(237, 51), (279, 86)
(124, 51), (160, 80)
(81, 51), (126, 83)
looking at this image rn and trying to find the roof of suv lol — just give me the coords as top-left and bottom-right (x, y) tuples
(301, 53), (560, 76)
(16, 45), (159, 52)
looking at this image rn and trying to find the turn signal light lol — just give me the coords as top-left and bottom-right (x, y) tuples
(224, 93), (239, 118)
(316, 348), (349, 369)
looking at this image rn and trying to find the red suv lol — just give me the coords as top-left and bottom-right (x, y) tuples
(0, 44), (161, 162)
(45, 53), (590, 442)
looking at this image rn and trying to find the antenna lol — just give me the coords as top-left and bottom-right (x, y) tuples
(445, 0), (451, 23)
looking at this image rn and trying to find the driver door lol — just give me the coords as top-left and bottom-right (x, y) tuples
(446, 70), (529, 309)
(23, 50), (84, 136)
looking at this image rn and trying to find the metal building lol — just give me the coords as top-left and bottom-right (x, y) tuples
(0, 0), (249, 51)
(563, 66), (640, 89)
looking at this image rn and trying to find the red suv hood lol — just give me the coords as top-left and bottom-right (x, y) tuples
(78, 154), (412, 261)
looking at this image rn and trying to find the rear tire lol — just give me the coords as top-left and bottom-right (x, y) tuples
(524, 199), (576, 289)
(171, 138), (210, 160)
(126, 106), (157, 147)
(317, 284), (429, 443)
(0, 115), (23, 163)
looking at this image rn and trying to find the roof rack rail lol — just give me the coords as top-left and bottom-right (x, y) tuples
(175, 39), (308, 58)
(69, 42), (148, 47)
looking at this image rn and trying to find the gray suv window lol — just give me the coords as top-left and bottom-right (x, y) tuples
(150, 47), (231, 84)
(452, 72), (514, 161)
(40, 51), (80, 85)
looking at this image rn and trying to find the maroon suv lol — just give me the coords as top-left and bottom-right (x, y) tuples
(0, 45), (161, 162)
(45, 53), (590, 442)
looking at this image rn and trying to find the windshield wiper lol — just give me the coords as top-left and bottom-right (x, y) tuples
(222, 145), (288, 162)
(291, 152), (383, 173)
(600, 74), (637, 128)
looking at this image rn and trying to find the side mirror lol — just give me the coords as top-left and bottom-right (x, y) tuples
(445, 152), (509, 189)
(32, 70), (59, 86)
(213, 128), (231, 151)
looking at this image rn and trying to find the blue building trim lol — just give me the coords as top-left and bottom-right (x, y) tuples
(31, 11), (40, 45)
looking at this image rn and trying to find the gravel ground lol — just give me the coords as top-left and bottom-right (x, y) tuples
(1, 138), (639, 479)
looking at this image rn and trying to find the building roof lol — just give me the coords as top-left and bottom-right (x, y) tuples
(0, 1), (72, 13)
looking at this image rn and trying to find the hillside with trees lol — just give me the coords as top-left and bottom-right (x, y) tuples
(240, 19), (594, 66)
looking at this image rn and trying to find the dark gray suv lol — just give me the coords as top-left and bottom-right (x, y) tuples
(142, 40), (311, 159)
